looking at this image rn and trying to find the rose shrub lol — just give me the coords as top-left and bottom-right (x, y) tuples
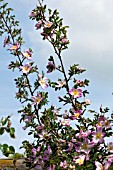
(0, 0), (113, 169)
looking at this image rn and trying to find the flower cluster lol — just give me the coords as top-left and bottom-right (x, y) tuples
(0, 0), (113, 170)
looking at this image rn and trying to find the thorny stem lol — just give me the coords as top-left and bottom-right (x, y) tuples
(1, 13), (14, 43)
(79, 116), (87, 130)
(1, 13), (22, 65)
(37, 0), (42, 6)
(25, 76), (41, 125)
(55, 67), (62, 73)
(37, 0), (77, 110)
(1, 10), (41, 125)
(67, 74), (72, 82)
(24, 74), (33, 96)
(49, 40), (76, 109)
(58, 54), (76, 110)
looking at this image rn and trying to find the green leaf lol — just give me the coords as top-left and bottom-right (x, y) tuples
(10, 127), (15, 134)
(0, 31), (4, 36)
(8, 154), (14, 158)
(0, 127), (5, 135)
(5, 127), (10, 133)
(48, 8), (52, 15)
(10, 127), (15, 138)
(0, 144), (15, 157)
(13, 153), (24, 159)
(9, 146), (15, 153)
(1, 144), (8, 153)
(1, 3), (8, 9)
(1, 117), (7, 126)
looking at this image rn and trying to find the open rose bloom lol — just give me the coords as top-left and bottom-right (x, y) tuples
(38, 75), (48, 89)
(55, 80), (66, 88)
(31, 93), (43, 105)
(22, 50), (32, 60)
(92, 127), (105, 144)
(9, 43), (20, 50)
(75, 155), (85, 165)
(69, 88), (82, 98)
(20, 63), (32, 74)
(107, 142), (113, 153)
(95, 161), (111, 170)
(44, 21), (53, 28)
(70, 110), (82, 120)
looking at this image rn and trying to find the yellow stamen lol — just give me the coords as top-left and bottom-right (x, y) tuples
(96, 133), (101, 139)
(23, 67), (29, 72)
(82, 144), (88, 150)
(25, 53), (29, 58)
(36, 97), (41, 104)
(39, 79), (45, 85)
(108, 145), (113, 151)
(76, 158), (84, 165)
(74, 113), (80, 118)
(73, 90), (79, 96)
(12, 45), (17, 50)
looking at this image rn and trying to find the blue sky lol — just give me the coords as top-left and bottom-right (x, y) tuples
(0, 0), (113, 157)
